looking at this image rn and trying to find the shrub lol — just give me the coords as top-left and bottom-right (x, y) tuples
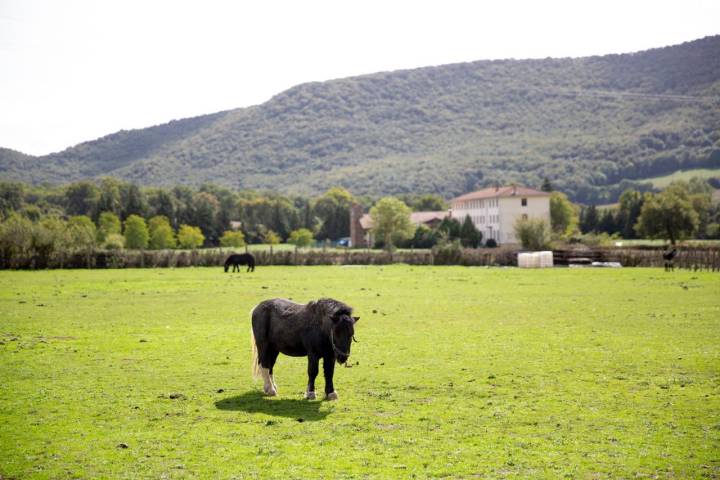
(288, 228), (314, 248)
(485, 238), (498, 248)
(263, 230), (281, 245)
(576, 232), (615, 247)
(432, 237), (462, 264)
(407, 224), (439, 248)
(514, 218), (552, 250)
(103, 233), (126, 250)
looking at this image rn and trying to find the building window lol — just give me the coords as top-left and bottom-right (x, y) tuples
(521, 198), (527, 207)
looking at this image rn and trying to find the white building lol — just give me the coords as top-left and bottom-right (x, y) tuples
(451, 185), (551, 245)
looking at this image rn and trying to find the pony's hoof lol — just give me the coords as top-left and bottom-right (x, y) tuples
(304, 391), (316, 400)
(325, 391), (338, 401)
(264, 387), (277, 396)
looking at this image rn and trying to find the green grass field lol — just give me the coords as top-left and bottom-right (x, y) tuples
(1, 266), (719, 478)
(641, 168), (720, 189)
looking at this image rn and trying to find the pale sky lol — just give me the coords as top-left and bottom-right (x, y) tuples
(1, 0), (718, 156)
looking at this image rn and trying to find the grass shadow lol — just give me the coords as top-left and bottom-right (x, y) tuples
(214, 391), (331, 422)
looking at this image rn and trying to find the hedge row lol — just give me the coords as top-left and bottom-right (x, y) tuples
(1, 246), (718, 270)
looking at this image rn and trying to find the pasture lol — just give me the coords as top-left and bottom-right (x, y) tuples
(1, 266), (719, 478)
(640, 167), (720, 189)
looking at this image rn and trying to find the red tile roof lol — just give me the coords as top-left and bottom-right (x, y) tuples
(358, 211), (449, 230)
(452, 186), (550, 202)
(359, 214), (373, 230)
(409, 211), (448, 224)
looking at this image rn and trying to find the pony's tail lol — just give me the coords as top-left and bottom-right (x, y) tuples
(250, 327), (261, 380)
(250, 307), (260, 379)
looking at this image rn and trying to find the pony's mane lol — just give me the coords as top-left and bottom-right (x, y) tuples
(308, 298), (353, 318)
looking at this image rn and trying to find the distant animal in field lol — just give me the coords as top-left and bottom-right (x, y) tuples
(663, 248), (677, 271)
(250, 298), (359, 401)
(224, 253), (255, 273)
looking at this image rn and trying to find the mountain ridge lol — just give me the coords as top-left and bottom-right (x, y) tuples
(2, 35), (719, 203)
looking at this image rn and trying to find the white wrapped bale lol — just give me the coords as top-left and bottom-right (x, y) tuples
(538, 251), (554, 268)
(518, 251), (554, 268)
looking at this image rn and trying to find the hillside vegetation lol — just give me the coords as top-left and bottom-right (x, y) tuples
(2, 36), (719, 203)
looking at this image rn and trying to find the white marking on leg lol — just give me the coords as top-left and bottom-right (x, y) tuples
(326, 391), (338, 401)
(304, 390), (316, 400)
(260, 368), (276, 396)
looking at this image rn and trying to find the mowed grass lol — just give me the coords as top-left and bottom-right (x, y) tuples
(0, 266), (719, 479)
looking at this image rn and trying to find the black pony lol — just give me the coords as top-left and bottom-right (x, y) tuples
(663, 247), (677, 271)
(224, 253), (255, 272)
(251, 298), (359, 401)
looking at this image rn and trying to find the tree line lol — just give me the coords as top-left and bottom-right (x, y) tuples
(0, 179), (453, 259)
(576, 177), (719, 244)
(0, 177), (717, 268)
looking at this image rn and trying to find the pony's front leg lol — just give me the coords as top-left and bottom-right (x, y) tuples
(305, 355), (319, 400)
(323, 355), (338, 400)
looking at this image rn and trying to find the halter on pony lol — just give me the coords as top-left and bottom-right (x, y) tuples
(330, 327), (358, 359)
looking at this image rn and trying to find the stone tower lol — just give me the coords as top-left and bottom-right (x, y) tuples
(349, 203), (366, 248)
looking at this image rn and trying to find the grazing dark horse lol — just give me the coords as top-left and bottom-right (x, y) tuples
(663, 247), (677, 271)
(224, 253), (255, 272)
(251, 298), (359, 401)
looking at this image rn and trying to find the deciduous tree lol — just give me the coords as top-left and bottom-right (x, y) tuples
(220, 230), (246, 248)
(635, 185), (699, 245)
(148, 216), (176, 249)
(549, 191), (577, 235)
(288, 228), (314, 248)
(177, 224), (204, 249)
(369, 197), (415, 251)
(124, 215), (149, 249)
(97, 212), (121, 242)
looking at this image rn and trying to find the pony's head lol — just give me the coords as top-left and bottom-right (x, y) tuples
(224, 263), (229, 272)
(330, 309), (359, 364)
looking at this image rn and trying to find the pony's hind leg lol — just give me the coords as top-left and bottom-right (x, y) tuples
(252, 303), (278, 395)
(267, 350), (280, 393)
(260, 348), (279, 396)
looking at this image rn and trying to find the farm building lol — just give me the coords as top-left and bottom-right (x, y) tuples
(349, 185), (550, 247)
(451, 185), (550, 244)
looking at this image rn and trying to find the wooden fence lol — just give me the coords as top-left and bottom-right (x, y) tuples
(2, 246), (718, 271)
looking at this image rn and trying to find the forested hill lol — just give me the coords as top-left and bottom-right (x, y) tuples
(2, 35), (720, 203)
